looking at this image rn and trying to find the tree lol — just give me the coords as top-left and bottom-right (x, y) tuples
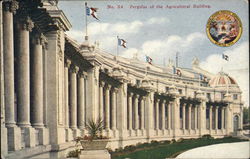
(243, 107), (250, 124)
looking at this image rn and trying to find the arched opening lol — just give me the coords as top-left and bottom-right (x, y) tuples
(233, 115), (239, 134)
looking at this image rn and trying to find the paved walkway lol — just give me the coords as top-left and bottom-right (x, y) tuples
(176, 142), (250, 159)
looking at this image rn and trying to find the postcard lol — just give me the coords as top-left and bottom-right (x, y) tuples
(1, 0), (249, 158)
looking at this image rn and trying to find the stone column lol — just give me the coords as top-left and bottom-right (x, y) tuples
(105, 84), (111, 129)
(188, 104), (192, 130)
(111, 88), (117, 130)
(69, 65), (79, 129)
(128, 92), (133, 131)
(215, 106), (218, 131)
(145, 91), (154, 140)
(64, 59), (71, 128)
(99, 82), (105, 121)
(3, 0), (18, 127)
(77, 70), (86, 129)
(155, 99), (159, 130)
(225, 105), (231, 134)
(167, 102), (171, 129)
(161, 100), (166, 130)
(199, 100), (207, 136)
(173, 97), (180, 136)
(209, 106), (213, 130)
(30, 33), (46, 128)
(182, 103), (186, 129)
(194, 105), (198, 130)
(116, 80), (128, 141)
(141, 97), (145, 130)
(134, 94), (139, 130)
(16, 16), (34, 127)
(221, 107), (225, 130)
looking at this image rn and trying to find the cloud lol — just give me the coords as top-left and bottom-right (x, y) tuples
(65, 17), (169, 45)
(200, 42), (249, 107)
(146, 17), (169, 25)
(88, 21), (144, 36)
(120, 32), (206, 65)
(121, 48), (139, 58)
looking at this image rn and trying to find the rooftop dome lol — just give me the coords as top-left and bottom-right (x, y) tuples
(209, 71), (237, 87)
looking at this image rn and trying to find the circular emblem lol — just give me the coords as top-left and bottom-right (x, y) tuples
(206, 10), (242, 47)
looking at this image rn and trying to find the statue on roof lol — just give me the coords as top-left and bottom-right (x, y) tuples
(132, 52), (139, 60)
(167, 59), (174, 67)
(192, 57), (200, 67)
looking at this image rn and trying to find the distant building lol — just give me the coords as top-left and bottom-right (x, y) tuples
(0, 1), (243, 158)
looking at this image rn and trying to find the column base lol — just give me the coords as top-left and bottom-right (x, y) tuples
(105, 129), (111, 138)
(155, 129), (159, 136)
(22, 127), (36, 148)
(112, 129), (118, 138)
(129, 129), (135, 137)
(65, 128), (74, 142)
(78, 149), (111, 159)
(7, 126), (21, 151)
(1, 126), (8, 156)
(160, 129), (166, 136)
(141, 129), (145, 136)
(36, 127), (49, 145)
(72, 128), (81, 139)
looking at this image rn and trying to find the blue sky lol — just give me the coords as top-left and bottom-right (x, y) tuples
(58, 0), (249, 106)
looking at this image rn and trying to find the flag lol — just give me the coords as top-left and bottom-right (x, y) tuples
(118, 37), (127, 48)
(176, 69), (181, 76)
(199, 74), (208, 82)
(86, 3), (99, 20)
(146, 56), (153, 64)
(199, 74), (204, 80)
(172, 66), (181, 76)
(172, 66), (176, 74)
(222, 54), (229, 61)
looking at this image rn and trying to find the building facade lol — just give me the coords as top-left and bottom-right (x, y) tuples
(0, 1), (244, 158)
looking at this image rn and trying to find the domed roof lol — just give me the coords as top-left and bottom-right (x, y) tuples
(209, 71), (237, 87)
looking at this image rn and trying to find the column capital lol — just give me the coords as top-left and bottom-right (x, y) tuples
(155, 98), (160, 103)
(134, 94), (139, 99)
(162, 99), (166, 104)
(64, 59), (71, 68)
(128, 92), (134, 97)
(32, 33), (48, 46)
(78, 70), (87, 79)
(99, 81), (105, 87)
(3, 0), (19, 14)
(105, 84), (111, 90)
(69, 65), (79, 74)
(17, 16), (34, 32)
(113, 87), (119, 93)
(182, 103), (187, 107)
(141, 96), (146, 101)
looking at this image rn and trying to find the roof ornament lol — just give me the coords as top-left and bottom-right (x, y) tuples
(132, 52), (138, 60)
(192, 57), (200, 67)
(48, 0), (58, 6)
(167, 58), (174, 68)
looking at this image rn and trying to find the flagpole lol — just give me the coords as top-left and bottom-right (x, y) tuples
(117, 36), (119, 57)
(85, 2), (88, 41)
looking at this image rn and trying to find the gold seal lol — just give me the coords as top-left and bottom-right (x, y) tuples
(206, 10), (242, 47)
